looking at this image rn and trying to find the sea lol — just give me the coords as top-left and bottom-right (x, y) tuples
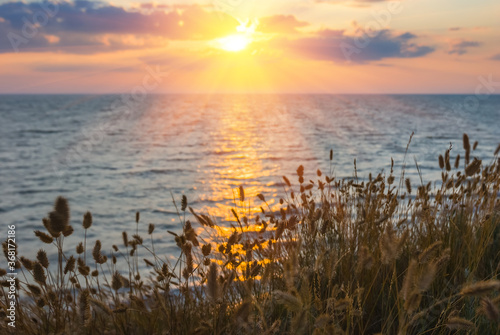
(1, 94), (499, 261)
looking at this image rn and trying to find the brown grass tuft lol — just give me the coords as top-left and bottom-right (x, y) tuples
(20, 256), (34, 271)
(112, 271), (122, 291)
(122, 232), (128, 247)
(463, 134), (470, 151)
(36, 249), (49, 268)
(239, 185), (245, 202)
(402, 259), (417, 301)
(405, 178), (412, 194)
(33, 262), (46, 285)
(274, 290), (302, 312)
(438, 155), (445, 169)
(82, 211), (92, 229)
(418, 241), (442, 263)
(181, 195), (188, 211)
(148, 223), (155, 235)
(76, 242), (84, 254)
(54, 196), (70, 226)
(380, 227), (400, 264)
(64, 256), (76, 274)
(62, 225), (74, 237)
(79, 290), (91, 326)
(90, 298), (112, 315)
(206, 262), (219, 302)
(480, 297), (500, 322)
(48, 211), (66, 234)
(418, 261), (437, 292)
(454, 154), (460, 169)
(26, 284), (42, 296)
(465, 158), (482, 176)
(460, 280), (500, 296)
(9, 142), (500, 334)
(34, 230), (53, 244)
(283, 176), (291, 187)
(446, 317), (474, 330)
(92, 240), (102, 263)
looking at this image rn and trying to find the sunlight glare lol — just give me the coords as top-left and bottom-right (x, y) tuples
(218, 34), (251, 52)
(216, 20), (258, 53)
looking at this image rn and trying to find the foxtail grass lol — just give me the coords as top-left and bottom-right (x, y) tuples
(1, 133), (500, 334)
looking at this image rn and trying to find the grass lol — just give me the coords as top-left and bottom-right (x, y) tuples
(1, 133), (500, 334)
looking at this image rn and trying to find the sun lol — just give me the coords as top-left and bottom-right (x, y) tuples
(217, 33), (252, 52)
(215, 20), (258, 53)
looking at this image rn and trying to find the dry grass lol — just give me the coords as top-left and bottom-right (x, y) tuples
(1, 133), (500, 334)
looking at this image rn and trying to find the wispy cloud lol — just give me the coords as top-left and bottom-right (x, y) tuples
(447, 39), (481, 55)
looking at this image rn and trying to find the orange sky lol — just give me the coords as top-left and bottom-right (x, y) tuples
(0, 0), (499, 93)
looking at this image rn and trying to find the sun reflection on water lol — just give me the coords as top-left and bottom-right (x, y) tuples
(193, 97), (292, 278)
(198, 98), (282, 221)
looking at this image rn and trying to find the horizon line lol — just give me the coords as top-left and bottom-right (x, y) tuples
(2, 93), (500, 96)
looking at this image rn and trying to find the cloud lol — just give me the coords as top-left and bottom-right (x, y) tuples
(447, 39), (481, 55)
(257, 15), (309, 34)
(277, 29), (435, 64)
(0, 17), (56, 51)
(448, 26), (489, 32)
(0, 1), (238, 53)
(32, 63), (138, 72)
(490, 53), (500, 61)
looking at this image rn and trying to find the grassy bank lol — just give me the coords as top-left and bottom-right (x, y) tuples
(2, 134), (500, 334)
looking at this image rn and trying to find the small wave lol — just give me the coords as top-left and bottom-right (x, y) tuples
(16, 188), (72, 195)
(23, 129), (63, 134)
(124, 168), (193, 176)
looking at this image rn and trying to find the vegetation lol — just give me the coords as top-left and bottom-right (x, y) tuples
(2, 134), (500, 334)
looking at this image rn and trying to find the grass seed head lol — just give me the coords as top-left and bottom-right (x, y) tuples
(480, 298), (500, 322)
(460, 280), (500, 296)
(54, 196), (70, 226)
(33, 262), (46, 285)
(36, 249), (49, 268)
(447, 317), (474, 330)
(83, 211), (92, 229)
(34, 230), (53, 244)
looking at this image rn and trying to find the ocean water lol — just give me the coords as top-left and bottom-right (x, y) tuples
(1, 94), (499, 260)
